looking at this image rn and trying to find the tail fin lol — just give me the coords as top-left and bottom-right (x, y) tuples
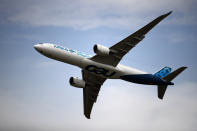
(157, 67), (187, 99)
(154, 67), (171, 78)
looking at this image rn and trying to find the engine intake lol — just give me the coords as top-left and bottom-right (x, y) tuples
(93, 44), (110, 56)
(69, 77), (85, 88)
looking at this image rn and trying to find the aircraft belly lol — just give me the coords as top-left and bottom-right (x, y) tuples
(47, 48), (84, 67)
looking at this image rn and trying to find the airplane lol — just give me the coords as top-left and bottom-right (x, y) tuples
(34, 11), (187, 119)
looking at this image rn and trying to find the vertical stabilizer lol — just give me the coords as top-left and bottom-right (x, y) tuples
(154, 67), (171, 78)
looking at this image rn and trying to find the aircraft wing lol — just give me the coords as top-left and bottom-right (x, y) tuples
(82, 70), (106, 119)
(91, 11), (172, 66)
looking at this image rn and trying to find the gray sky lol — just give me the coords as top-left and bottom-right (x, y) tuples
(0, 0), (197, 130)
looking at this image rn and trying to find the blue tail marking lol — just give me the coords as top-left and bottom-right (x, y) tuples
(154, 67), (171, 78)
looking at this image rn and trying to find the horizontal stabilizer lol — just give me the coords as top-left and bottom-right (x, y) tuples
(158, 67), (187, 99)
(162, 67), (187, 82)
(158, 85), (167, 99)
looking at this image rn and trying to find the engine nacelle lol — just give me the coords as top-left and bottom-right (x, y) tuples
(69, 77), (85, 88)
(93, 44), (110, 56)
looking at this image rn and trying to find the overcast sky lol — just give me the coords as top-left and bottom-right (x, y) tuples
(0, 0), (197, 131)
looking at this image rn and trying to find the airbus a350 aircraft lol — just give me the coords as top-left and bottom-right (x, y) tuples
(34, 11), (187, 119)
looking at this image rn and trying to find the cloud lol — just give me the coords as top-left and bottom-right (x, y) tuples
(34, 61), (58, 68)
(94, 82), (197, 131)
(1, 0), (196, 30)
(166, 32), (196, 44)
(0, 81), (196, 131)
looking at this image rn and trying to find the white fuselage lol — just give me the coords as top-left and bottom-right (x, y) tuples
(34, 43), (146, 79)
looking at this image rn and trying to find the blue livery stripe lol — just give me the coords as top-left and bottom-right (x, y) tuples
(120, 74), (166, 85)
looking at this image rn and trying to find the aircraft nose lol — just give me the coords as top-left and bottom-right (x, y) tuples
(34, 44), (41, 51)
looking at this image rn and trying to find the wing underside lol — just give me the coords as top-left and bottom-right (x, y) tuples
(91, 11), (172, 66)
(82, 70), (106, 119)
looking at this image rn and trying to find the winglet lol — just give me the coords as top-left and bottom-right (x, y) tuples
(165, 11), (173, 16)
(132, 11), (173, 37)
(158, 11), (173, 21)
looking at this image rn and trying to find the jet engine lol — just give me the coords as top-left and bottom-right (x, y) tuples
(69, 77), (85, 88)
(93, 44), (111, 56)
